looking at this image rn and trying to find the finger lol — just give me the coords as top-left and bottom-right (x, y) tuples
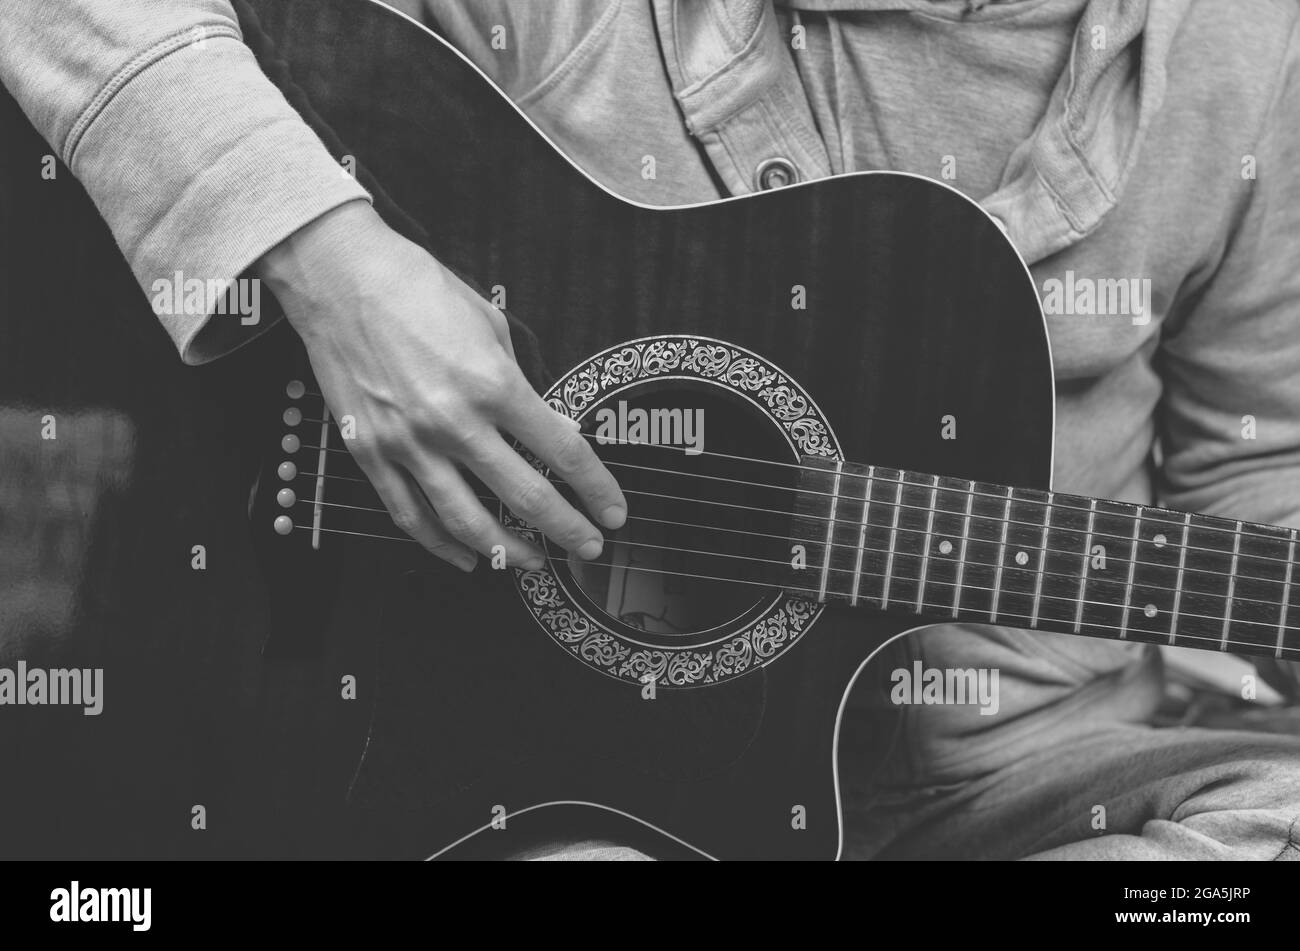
(412, 456), (547, 570)
(486, 305), (517, 363)
(370, 465), (478, 572)
(500, 390), (627, 531)
(465, 435), (604, 560)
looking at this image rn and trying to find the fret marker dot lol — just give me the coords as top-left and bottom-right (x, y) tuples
(277, 461), (297, 481)
(1153, 533), (1167, 548)
(1144, 603), (1158, 618)
(1014, 551), (1029, 566)
(283, 407), (302, 426)
(273, 515), (293, 536)
(938, 539), (953, 555)
(285, 380), (306, 400)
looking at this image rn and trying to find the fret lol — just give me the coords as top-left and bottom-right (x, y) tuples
(1283, 531), (1300, 661)
(1279, 530), (1296, 658)
(817, 460), (844, 602)
(884, 473), (938, 610)
(959, 481), (1012, 620)
(1122, 508), (1184, 643)
(849, 467), (874, 607)
(989, 486), (1014, 623)
(1219, 520), (1289, 654)
(1029, 495), (1053, 626)
(1118, 506), (1144, 639)
(1161, 513), (1236, 651)
(787, 456), (841, 596)
(914, 474), (940, 611)
(1170, 512), (1191, 644)
(1220, 522), (1242, 650)
(851, 467), (906, 609)
(952, 480), (975, 617)
(1078, 500), (1140, 638)
(993, 487), (1051, 626)
(1285, 571), (1300, 662)
(1073, 499), (1096, 633)
(822, 464), (870, 603)
(1037, 492), (1092, 630)
(881, 476), (904, 609)
(915, 476), (972, 616)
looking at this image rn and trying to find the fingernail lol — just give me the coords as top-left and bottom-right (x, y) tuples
(458, 556), (477, 573)
(599, 504), (626, 530)
(576, 538), (603, 560)
(523, 552), (546, 571)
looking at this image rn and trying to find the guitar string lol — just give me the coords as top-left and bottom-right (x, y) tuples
(288, 424), (1297, 558)
(285, 520), (1300, 658)
(296, 442), (1294, 572)
(292, 465), (1297, 587)
(290, 496), (1300, 630)
(291, 394), (1292, 548)
(556, 458), (1292, 568)
(292, 487), (1295, 611)
(576, 432), (1300, 550)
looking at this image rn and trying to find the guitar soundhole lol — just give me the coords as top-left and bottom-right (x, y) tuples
(556, 383), (798, 640)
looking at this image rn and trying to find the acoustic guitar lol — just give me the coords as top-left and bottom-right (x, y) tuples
(1, 0), (1294, 860)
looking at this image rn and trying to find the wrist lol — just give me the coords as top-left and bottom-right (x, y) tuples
(255, 200), (394, 332)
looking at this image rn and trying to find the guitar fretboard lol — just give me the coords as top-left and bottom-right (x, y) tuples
(789, 458), (1300, 660)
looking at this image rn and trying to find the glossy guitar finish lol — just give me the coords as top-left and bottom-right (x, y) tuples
(242, 0), (1052, 860)
(0, 0), (1050, 859)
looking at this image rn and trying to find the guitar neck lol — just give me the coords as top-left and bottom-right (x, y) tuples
(788, 458), (1300, 661)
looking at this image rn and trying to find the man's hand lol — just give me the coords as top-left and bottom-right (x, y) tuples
(256, 201), (625, 572)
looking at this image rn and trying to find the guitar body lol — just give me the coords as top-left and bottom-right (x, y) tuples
(0, 0), (1051, 859)
(241, 0), (1053, 860)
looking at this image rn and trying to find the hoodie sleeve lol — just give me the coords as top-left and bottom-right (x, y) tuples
(1156, 20), (1300, 532)
(0, 0), (371, 364)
